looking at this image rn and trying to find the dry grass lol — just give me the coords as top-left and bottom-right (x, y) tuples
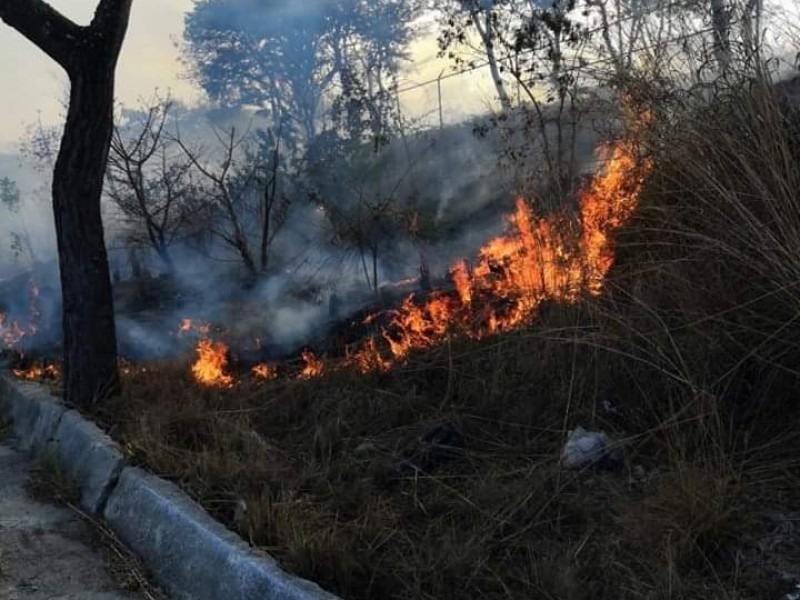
(86, 71), (800, 599)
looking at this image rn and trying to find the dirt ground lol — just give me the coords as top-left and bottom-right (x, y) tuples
(0, 442), (144, 600)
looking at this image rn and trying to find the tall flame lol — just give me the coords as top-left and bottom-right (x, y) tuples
(172, 125), (650, 385)
(298, 350), (324, 379)
(192, 339), (234, 388)
(351, 133), (652, 370)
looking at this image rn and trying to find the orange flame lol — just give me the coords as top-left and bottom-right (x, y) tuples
(252, 362), (278, 380)
(298, 350), (324, 379)
(13, 363), (61, 381)
(351, 133), (652, 369)
(1, 280), (41, 351)
(170, 124), (650, 386)
(192, 339), (234, 388)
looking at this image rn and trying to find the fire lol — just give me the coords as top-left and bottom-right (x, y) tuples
(12, 363), (61, 381)
(1, 279), (43, 351)
(299, 350), (324, 379)
(192, 339), (234, 388)
(1, 314), (26, 349)
(169, 122), (650, 385)
(347, 337), (393, 373)
(252, 362), (278, 380)
(351, 132), (652, 368)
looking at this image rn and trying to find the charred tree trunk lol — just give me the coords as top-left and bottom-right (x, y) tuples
(1, 0), (133, 406)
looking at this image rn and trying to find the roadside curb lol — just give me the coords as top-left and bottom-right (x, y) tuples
(0, 372), (340, 600)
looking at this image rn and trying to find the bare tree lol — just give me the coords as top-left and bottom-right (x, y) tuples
(438, 0), (592, 200)
(173, 126), (290, 280)
(1, 0), (133, 406)
(107, 100), (196, 274)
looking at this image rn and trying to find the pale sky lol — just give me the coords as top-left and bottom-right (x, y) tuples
(0, 0), (197, 151)
(0, 1), (494, 152)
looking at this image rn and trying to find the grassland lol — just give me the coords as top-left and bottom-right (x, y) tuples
(88, 74), (800, 599)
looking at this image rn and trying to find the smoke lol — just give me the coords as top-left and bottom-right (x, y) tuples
(1, 104), (606, 365)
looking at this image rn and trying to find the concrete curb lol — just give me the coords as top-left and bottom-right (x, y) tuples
(49, 409), (126, 514)
(106, 468), (339, 600)
(0, 377), (67, 454)
(0, 373), (340, 600)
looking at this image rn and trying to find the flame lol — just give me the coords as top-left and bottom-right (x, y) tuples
(351, 132), (652, 369)
(1, 314), (26, 349)
(347, 337), (393, 373)
(192, 339), (234, 388)
(1, 280), (42, 351)
(168, 121), (650, 386)
(252, 363), (278, 380)
(298, 350), (324, 379)
(13, 363), (61, 381)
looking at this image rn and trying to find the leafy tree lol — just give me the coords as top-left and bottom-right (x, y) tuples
(183, 0), (422, 148)
(1, 0), (133, 406)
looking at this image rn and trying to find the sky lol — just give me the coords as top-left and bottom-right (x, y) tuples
(0, 1), (495, 152)
(0, 0), (198, 151)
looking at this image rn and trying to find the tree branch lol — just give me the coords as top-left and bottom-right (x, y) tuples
(90, 0), (134, 53)
(0, 0), (83, 69)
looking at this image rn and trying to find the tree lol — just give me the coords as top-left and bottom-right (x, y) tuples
(183, 0), (420, 148)
(0, 0), (133, 406)
(107, 99), (197, 274)
(437, 0), (592, 199)
(172, 125), (290, 280)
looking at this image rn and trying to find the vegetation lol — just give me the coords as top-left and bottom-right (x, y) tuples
(86, 72), (800, 598)
(3, 0), (800, 598)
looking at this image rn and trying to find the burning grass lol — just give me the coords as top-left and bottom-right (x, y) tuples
(18, 77), (800, 598)
(96, 300), (799, 599)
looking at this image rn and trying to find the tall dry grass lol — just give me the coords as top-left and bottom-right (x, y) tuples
(89, 68), (800, 599)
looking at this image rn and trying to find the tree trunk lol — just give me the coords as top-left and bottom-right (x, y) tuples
(54, 62), (121, 405)
(2, 0), (133, 407)
(260, 192), (271, 273)
(473, 11), (512, 112)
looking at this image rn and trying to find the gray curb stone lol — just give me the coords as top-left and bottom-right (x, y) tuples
(0, 376), (66, 453)
(1, 373), (340, 600)
(48, 409), (126, 514)
(105, 467), (340, 600)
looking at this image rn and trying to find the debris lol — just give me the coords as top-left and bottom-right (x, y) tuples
(560, 426), (622, 470)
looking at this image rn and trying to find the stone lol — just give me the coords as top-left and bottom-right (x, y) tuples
(48, 409), (126, 514)
(0, 376), (66, 454)
(104, 467), (339, 600)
